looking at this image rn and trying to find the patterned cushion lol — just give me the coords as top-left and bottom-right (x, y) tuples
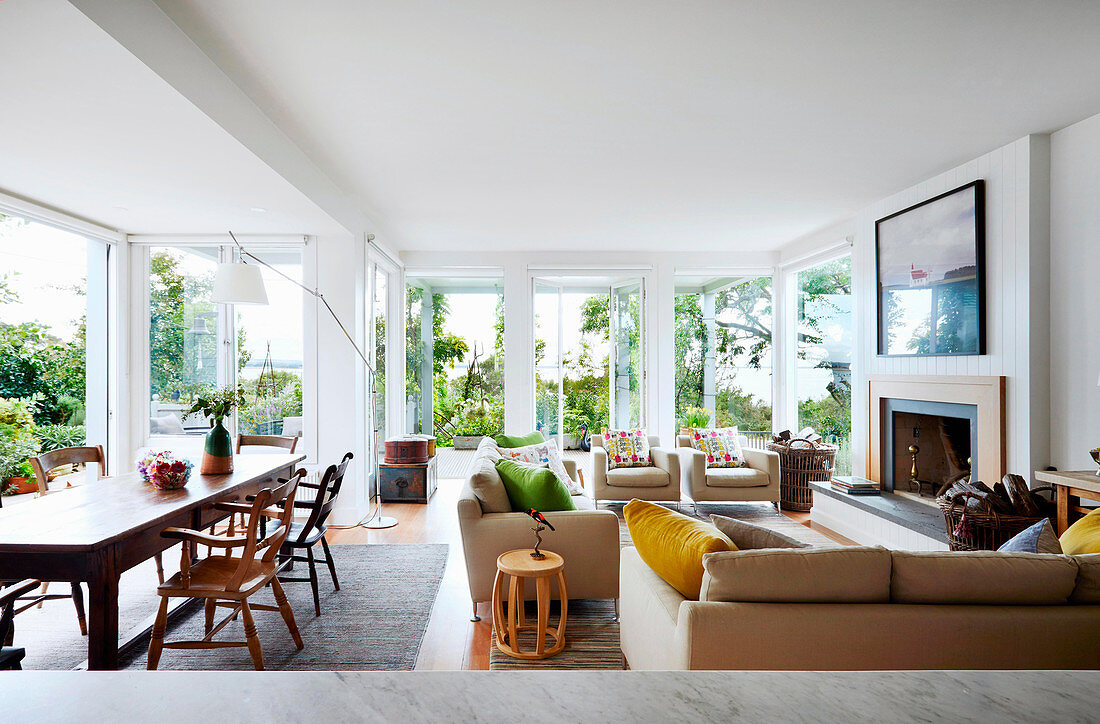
(689, 427), (747, 468)
(496, 438), (581, 494)
(602, 429), (653, 470)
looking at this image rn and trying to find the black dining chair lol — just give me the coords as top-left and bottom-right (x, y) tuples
(1, 579), (41, 670)
(268, 453), (352, 616)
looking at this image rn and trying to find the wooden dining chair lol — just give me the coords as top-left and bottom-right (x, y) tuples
(235, 434), (299, 455)
(147, 470), (305, 671)
(1, 579), (41, 670)
(27, 445), (160, 634)
(272, 452), (352, 616)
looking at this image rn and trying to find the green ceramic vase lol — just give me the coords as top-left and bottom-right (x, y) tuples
(201, 418), (234, 474)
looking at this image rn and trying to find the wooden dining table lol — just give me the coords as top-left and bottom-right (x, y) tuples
(0, 453), (303, 670)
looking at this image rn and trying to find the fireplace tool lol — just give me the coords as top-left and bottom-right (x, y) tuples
(524, 508), (556, 559)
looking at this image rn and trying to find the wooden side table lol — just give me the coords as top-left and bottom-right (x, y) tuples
(492, 549), (568, 660)
(1034, 470), (1100, 534)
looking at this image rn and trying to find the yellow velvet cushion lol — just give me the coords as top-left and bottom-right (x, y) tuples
(1060, 508), (1100, 555)
(623, 499), (735, 599)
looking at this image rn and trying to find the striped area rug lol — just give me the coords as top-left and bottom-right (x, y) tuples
(489, 599), (621, 670)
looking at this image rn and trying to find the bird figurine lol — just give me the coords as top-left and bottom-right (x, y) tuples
(524, 508), (555, 559)
(579, 421), (591, 452)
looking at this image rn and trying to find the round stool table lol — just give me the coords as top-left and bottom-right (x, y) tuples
(492, 549), (568, 660)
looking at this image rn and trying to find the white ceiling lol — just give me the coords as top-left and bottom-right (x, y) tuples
(151, 0), (1100, 252)
(0, 0), (344, 236)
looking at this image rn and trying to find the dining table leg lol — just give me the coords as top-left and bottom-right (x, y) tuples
(86, 554), (120, 670)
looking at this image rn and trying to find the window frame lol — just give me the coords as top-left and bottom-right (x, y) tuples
(131, 235), (316, 462)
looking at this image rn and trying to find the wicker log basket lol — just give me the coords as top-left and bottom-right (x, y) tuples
(937, 485), (1055, 551)
(767, 437), (838, 512)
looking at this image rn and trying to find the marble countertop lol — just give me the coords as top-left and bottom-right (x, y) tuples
(2, 670), (1096, 723)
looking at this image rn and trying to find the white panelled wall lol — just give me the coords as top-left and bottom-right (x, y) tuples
(780, 135), (1053, 484)
(1050, 111), (1100, 471)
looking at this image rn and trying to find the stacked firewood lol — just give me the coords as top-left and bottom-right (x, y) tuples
(938, 474), (1055, 517)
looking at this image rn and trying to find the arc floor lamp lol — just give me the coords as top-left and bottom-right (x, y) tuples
(212, 231), (397, 530)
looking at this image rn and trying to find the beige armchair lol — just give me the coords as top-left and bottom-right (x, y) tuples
(592, 435), (680, 506)
(676, 434), (780, 511)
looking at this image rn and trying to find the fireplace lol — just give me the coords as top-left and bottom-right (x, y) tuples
(868, 375), (1006, 492)
(882, 398), (976, 494)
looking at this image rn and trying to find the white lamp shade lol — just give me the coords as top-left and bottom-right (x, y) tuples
(212, 262), (268, 305)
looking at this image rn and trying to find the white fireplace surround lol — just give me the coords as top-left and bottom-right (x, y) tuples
(868, 375), (1007, 487)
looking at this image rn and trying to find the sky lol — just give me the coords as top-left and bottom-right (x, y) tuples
(0, 217), (87, 340)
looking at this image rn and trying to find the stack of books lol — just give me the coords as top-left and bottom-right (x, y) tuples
(831, 476), (881, 496)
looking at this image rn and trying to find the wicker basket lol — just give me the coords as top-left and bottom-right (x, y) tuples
(936, 488), (1054, 551)
(766, 437), (838, 512)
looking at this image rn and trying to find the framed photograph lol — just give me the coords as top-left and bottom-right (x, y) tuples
(876, 180), (985, 356)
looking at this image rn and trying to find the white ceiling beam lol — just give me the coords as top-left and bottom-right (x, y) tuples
(66, 0), (397, 256)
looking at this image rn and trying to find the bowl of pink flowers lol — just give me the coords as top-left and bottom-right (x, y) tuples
(138, 451), (193, 491)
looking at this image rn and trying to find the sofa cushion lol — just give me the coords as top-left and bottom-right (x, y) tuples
(495, 459), (576, 512)
(1060, 508), (1100, 555)
(624, 499), (734, 599)
(494, 431), (545, 448)
(468, 445), (511, 513)
(998, 519), (1062, 554)
(704, 467), (771, 488)
(709, 514), (810, 550)
(496, 438), (581, 494)
(689, 427), (747, 468)
(602, 429), (654, 469)
(700, 547), (891, 603)
(1071, 553), (1100, 603)
(570, 493), (595, 511)
(890, 551), (1079, 605)
(607, 466), (670, 488)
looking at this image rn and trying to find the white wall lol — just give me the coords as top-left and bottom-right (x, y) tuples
(400, 249), (778, 446)
(783, 135), (1052, 483)
(1050, 112), (1100, 471)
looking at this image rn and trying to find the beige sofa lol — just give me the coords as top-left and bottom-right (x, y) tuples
(620, 545), (1100, 670)
(592, 435), (680, 506)
(676, 434), (780, 509)
(457, 439), (620, 620)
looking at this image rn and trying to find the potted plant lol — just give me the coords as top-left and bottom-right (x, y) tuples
(0, 432), (41, 496)
(679, 406), (711, 434)
(452, 410), (501, 449)
(188, 386), (245, 475)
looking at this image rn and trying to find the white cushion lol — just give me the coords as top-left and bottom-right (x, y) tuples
(705, 467), (771, 488)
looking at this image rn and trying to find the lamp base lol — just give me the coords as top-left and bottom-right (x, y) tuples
(363, 515), (398, 529)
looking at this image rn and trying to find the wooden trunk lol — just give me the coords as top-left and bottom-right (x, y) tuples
(385, 436), (429, 464)
(380, 456), (437, 504)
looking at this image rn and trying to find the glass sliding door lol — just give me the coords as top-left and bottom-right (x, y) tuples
(404, 274), (506, 448)
(533, 280), (562, 447)
(673, 274), (773, 446)
(235, 249), (304, 440)
(0, 213), (106, 487)
(147, 246), (224, 436)
(609, 278), (645, 429)
(795, 255), (853, 474)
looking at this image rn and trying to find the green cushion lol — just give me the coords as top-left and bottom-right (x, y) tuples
(494, 431), (546, 448)
(494, 459), (576, 512)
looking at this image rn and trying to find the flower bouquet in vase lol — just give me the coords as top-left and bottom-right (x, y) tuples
(188, 386), (245, 475)
(138, 451), (193, 491)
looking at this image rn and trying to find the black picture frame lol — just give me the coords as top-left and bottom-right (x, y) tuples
(875, 179), (986, 357)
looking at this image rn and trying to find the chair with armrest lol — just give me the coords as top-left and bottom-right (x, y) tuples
(0, 579), (41, 670)
(676, 434), (780, 512)
(591, 435), (680, 507)
(146, 470), (305, 671)
(264, 452), (351, 616)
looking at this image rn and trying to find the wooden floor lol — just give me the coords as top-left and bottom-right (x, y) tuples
(327, 458), (853, 671)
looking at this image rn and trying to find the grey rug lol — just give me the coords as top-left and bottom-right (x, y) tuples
(123, 544), (448, 671)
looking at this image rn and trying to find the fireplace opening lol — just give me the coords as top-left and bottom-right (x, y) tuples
(882, 399), (977, 495)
